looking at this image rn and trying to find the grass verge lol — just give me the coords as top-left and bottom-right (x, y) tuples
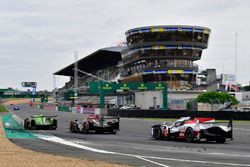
(0, 104), (8, 113)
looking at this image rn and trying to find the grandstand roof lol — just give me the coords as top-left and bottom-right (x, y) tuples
(54, 46), (126, 76)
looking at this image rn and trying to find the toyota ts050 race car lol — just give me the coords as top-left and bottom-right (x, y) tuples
(152, 117), (233, 143)
(69, 114), (119, 134)
(24, 114), (57, 130)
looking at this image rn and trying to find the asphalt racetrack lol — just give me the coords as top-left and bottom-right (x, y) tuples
(7, 104), (250, 167)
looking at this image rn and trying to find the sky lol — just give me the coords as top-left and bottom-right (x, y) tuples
(0, 0), (250, 91)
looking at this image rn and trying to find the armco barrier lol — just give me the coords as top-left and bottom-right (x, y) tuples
(108, 109), (250, 120)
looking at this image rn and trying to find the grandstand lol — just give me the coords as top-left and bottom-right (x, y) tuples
(54, 46), (125, 98)
(54, 25), (211, 106)
(121, 25), (210, 89)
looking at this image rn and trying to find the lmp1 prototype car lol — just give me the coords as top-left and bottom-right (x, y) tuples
(152, 117), (233, 143)
(69, 114), (119, 134)
(24, 114), (57, 130)
(13, 106), (20, 110)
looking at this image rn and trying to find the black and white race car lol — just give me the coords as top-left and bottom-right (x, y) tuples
(69, 114), (119, 134)
(152, 117), (233, 143)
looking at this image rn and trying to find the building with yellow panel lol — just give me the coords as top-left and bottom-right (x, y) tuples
(120, 25), (210, 90)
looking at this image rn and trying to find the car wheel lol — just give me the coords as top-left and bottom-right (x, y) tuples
(216, 139), (226, 143)
(52, 119), (57, 130)
(82, 123), (89, 134)
(69, 121), (75, 133)
(185, 128), (194, 143)
(24, 119), (29, 129)
(153, 127), (162, 139)
(30, 120), (36, 130)
(109, 130), (117, 134)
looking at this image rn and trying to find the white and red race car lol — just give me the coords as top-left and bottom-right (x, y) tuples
(152, 117), (233, 143)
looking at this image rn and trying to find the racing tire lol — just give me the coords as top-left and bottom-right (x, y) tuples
(82, 123), (89, 134)
(30, 120), (36, 130)
(153, 127), (162, 139)
(52, 119), (57, 130)
(69, 121), (75, 133)
(109, 130), (117, 134)
(216, 138), (226, 143)
(185, 128), (194, 143)
(24, 119), (29, 129)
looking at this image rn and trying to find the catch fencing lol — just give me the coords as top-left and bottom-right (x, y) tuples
(108, 109), (250, 120)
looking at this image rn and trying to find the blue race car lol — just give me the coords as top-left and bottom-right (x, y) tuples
(13, 106), (20, 110)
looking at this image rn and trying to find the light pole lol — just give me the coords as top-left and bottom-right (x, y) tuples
(235, 33), (238, 83)
(73, 51), (78, 106)
(53, 74), (57, 102)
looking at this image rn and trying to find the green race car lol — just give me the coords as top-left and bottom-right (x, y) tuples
(24, 114), (57, 130)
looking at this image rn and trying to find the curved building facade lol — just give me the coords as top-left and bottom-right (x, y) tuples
(120, 25), (210, 89)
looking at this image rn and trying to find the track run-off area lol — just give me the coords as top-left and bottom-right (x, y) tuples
(4, 104), (250, 167)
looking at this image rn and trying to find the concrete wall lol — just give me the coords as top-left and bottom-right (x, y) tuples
(168, 91), (201, 100)
(134, 90), (204, 110)
(135, 91), (163, 109)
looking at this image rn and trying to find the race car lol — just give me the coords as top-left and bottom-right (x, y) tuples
(69, 114), (119, 134)
(152, 117), (233, 143)
(13, 106), (20, 110)
(24, 114), (57, 130)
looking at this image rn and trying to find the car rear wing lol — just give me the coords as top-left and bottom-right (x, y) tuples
(102, 116), (120, 130)
(201, 120), (233, 127)
(201, 120), (233, 139)
(213, 120), (233, 140)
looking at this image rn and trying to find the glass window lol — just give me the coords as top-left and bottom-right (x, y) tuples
(126, 31), (209, 44)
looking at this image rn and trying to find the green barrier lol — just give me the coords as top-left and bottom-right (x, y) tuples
(2, 114), (36, 139)
(58, 106), (71, 112)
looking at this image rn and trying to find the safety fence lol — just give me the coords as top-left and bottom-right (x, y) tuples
(108, 109), (250, 120)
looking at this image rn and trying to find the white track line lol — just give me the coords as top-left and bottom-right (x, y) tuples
(37, 134), (169, 167)
(136, 156), (170, 167)
(37, 134), (116, 154)
(36, 134), (250, 167)
(141, 155), (250, 167)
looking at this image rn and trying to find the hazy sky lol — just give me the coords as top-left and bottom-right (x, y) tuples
(1, 0), (250, 90)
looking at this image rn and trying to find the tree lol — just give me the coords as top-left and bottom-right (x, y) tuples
(196, 92), (239, 105)
(243, 85), (250, 91)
